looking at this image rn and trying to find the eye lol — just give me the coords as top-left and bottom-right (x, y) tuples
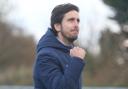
(77, 19), (80, 23)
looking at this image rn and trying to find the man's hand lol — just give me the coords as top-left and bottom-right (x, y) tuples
(70, 47), (86, 60)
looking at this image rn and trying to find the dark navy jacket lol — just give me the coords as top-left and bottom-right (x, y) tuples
(33, 28), (85, 89)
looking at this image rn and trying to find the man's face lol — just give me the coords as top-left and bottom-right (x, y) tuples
(59, 10), (80, 42)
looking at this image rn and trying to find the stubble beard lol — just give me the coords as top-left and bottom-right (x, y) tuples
(61, 29), (78, 43)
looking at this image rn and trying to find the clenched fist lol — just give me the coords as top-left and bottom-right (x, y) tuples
(70, 47), (86, 60)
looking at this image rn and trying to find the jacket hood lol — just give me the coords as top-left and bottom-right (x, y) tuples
(37, 28), (73, 53)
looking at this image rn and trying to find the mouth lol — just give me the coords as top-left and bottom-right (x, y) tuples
(71, 29), (79, 33)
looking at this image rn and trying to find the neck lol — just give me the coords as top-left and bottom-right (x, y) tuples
(57, 36), (73, 46)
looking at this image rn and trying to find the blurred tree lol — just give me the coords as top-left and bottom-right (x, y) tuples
(0, 0), (36, 69)
(0, 23), (36, 68)
(103, 0), (128, 61)
(83, 0), (128, 86)
(0, 22), (36, 85)
(0, 0), (36, 84)
(91, 0), (128, 86)
(103, 0), (128, 24)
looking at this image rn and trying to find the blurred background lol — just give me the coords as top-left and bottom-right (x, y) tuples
(0, 0), (128, 88)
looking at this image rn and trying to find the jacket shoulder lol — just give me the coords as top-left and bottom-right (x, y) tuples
(37, 47), (57, 55)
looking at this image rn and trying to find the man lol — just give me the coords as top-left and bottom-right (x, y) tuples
(33, 3), (86, 89)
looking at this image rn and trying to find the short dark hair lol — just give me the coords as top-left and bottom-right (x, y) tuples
(50, 3), (79, 35)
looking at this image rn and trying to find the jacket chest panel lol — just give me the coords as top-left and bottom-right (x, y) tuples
(55, 50), (72, 72)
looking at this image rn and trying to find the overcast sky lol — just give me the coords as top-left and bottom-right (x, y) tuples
(6, 0), (121, 55)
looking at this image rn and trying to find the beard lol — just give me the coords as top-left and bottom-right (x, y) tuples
(60, 28), (78, 43)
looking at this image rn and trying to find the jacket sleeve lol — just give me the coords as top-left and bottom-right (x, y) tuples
(36, 51), (85, 89)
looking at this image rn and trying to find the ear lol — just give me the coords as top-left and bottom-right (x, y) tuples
(54, 23), (61, 32)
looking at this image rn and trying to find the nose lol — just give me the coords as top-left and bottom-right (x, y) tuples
(74, 19), (79, 28)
